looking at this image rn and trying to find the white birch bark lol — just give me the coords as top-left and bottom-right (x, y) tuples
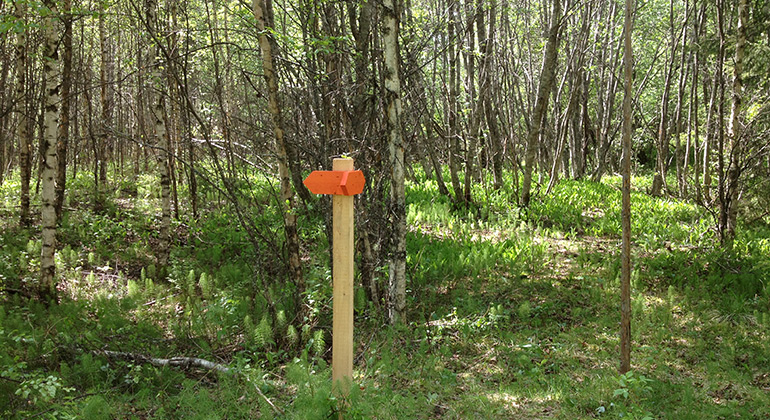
(145, 0), (172, 267)
(383, 0), (406, 324)
(40, 0), (62, 300)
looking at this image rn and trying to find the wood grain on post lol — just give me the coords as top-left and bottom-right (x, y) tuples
(332, 157), (355, 396)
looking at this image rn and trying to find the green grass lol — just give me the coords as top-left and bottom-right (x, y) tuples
(1, 167), (769, 419)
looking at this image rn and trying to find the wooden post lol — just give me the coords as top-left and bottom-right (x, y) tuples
(332, 157), (354, 395)
(303, 158), (365, 401)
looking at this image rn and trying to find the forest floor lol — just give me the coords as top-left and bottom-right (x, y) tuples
(1, 169), (769, 419)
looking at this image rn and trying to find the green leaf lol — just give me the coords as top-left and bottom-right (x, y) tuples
(613, 388), (629, 399)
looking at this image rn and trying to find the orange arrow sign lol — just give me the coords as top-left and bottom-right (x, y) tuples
(303, 170), (366, 196)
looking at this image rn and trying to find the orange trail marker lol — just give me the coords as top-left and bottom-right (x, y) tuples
(303, 170), (365, 196)
(303, 158), (365, 400)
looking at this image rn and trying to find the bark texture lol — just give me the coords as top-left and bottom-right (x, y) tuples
(252, 0), (305, 312)
(383, 0), (406, 324)
(521, 0), (562, 207)
(721, 0), (747, 241)
(40, 0), (62, 301)
(620, 0), (634, 375)
(14, 1), (31, 227)
(55, 0), (73, 220)
(145, 0), (172, 268)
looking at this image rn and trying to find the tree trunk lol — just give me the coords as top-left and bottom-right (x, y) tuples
(40, 0), (62, 302)
(252, 0), (305, 315)
(619, 0), (634, 375)
(462, 0), (477, 206)
(145, 0), (172, 268)
(546, 73), (578, 195)
(713, 0), (727, 239)
(383, 0), (406, 324)
(721, 0), (747, 242)
(179, 31), (198, 220)
(0, 33), (10, 187)
(97, 9), (113, 208)
(573, 70), (590, 179)
(521, 0), (562, 207)
(348, 0), (381, 305)
(135, 44), (148, 175)
(702, 0), (724, 204)
(448, 0), (462, 203)
(481, 0), (503, 190)
(687, 0), (705, 200)
(54, 0), (73, 221)
(650, 0), (682, 197)
(673, 0), (690, 197)
(14, 1), (31, 227)
(590, 0), (622, 183)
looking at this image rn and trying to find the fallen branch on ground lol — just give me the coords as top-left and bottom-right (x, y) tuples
(97, 350), (232, 373)
(95, 350), (284, 416)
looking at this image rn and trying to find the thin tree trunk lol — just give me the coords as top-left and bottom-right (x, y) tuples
(688, 0), (705, 200)
(620, 0), (634, 375)
(702, 0), (723, 204)
(650, 0), (680, 197)
(15, 1), (31, 227)
(349, 0), (380, 305)
(591, 0), (622, 183)
(574, 69), (590, 179)
(721, 0), (747, 242)
(252, 0), (305, 315)
(383, 0), (406, 324)
(685, 49), (698, 198)
(167, 105), (180, 221)
(135, 43), (148, 175)
(546, 73), (578, 195)
(54, 0), (73, 221)
(163, 0), (181, 222)
(97, 9), (113, 208)
(145, 0), (172, 268)
(482, 0), (503, 190)
(448, 0), (462, 202)
(180, 12), (198, 220)
(0, 35), (10, 186)
(521, 0), (562, 207)
(462, 0), (478, 205)
(714, 0), (727, 238)
(673, 0), (690, 197)
(36, 74), (47, 196)
(40, 0), (62, 301)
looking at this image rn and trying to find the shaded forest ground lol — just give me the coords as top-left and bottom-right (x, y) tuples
(1, 168), (769, 419)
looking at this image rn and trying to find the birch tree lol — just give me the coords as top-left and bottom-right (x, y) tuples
(144, 0), (172, 268)
(40, 0), (62, 301)
(383, 0), (406, 324)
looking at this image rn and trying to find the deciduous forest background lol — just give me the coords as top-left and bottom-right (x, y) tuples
(1, 0), (769, 417)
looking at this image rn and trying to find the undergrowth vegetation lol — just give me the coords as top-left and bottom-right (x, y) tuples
(1, 167), (769, 419)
